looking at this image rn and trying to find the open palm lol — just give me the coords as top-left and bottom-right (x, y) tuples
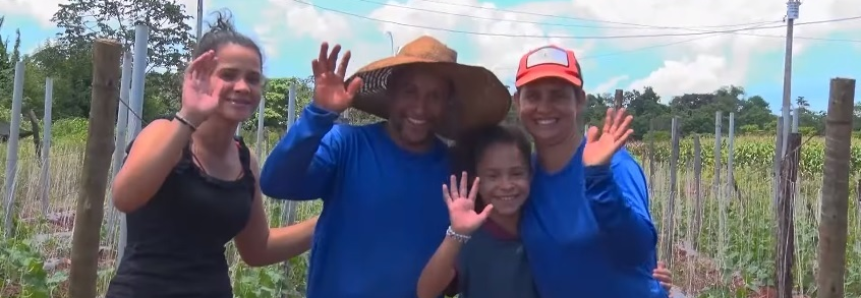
(443, 172), (493, 236)
(311, 42), (363, 114)
(583, 108), (634, 166)
(180, 50), (220, 124)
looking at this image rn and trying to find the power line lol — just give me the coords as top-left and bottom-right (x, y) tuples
(412, 0), (782, 29)
(577, 36), (719, 60)
(357, 0), (860, 43)
(356, 0), (780, 31)
(294, 0), (861, 41)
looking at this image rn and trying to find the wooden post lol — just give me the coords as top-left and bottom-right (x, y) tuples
(648, 119), (655, 183)
(714, 111), (724, 265)
(773, 116), (784, 211)
(68, 39), (122, 298)
(26, 109), (41, 160)
(661, 117), (679, 265)
(775, 132), (801, 298)
(691, 134), (703, 250)
(614, 89), (623, 110)
(817, 77), (855, 298)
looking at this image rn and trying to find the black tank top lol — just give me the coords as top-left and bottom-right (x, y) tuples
(105, 135), (254, 298)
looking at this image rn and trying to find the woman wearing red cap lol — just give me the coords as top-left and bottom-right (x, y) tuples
(512, 45), (668, 298)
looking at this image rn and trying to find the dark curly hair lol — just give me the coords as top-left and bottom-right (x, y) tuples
(193, 10), (262, 66)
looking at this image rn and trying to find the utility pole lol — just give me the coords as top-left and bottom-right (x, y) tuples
(196, 0), (204, 41)
(779, 0), (801, 159)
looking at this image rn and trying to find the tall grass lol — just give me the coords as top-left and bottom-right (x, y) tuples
(646, 164), (861, 297)
(1, 127), (859, 297)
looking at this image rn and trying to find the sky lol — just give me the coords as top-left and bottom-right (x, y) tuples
(2, 0), (860, 113)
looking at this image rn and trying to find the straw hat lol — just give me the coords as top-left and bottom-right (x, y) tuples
(346, 36), (510, 138)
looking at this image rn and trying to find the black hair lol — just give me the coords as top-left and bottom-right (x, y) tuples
(450, 124), (532, 210)
(193, 10), (262, 64)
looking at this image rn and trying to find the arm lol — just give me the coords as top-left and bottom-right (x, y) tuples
(417, 237), (462, 298)
(584, 150), (657, 261)
(111, 119), (192, 213)
(259, 104), (342, 200)
(235, 152), (319, 267)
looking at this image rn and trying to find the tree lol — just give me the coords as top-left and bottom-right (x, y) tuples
(26, 41), (93, 118)
(45, 0), (195, 120)
(795, 95), (826, 134)
(0, 16), (22, 106)
(255, 77), (314, 129)
(736, 95), (773, 130)
(51, 0), (194, 73)
(624, 87), (670, 140)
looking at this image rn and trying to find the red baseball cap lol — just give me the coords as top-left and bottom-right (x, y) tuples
(515, 45), (583, 89)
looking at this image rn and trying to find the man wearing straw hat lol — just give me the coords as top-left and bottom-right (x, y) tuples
(259, 36), (510, 298)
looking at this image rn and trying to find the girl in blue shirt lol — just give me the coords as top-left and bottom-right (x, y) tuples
(416, 125), (673, 298)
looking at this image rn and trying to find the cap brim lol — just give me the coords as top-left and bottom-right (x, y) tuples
(515, 71), (582, 89)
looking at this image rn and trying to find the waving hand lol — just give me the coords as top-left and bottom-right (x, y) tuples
(311, 42), (363, 113)
(444, 172), (493, 235)
(583, 108), (634, 166)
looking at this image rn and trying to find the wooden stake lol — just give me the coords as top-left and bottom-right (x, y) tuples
(68, 39), (122, 298)
(817, 77), (855, 298)
(775, 132), (800, 298)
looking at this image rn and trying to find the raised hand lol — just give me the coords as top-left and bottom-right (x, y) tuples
(443, 172), (493, 236)
(583, 108), (634, 166)
(312, 42), (363, 114)
(179, 50), (221, 126)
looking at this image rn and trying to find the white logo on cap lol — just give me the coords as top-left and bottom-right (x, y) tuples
(525, 47), (570, 68)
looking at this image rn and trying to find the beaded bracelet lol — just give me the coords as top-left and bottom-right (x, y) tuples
(446, 226), (471, 244)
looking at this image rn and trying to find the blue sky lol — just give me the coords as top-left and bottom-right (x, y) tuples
(2, 0), (860, 113)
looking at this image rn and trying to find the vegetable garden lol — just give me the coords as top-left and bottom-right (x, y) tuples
(0, 117), (858, 297)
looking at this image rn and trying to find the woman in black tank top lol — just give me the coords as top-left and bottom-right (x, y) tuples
(105, 13), (317, 298)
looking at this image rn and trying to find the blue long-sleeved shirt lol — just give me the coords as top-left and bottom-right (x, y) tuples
(521, 140), (667, 298)
(259, 104), (451, 298)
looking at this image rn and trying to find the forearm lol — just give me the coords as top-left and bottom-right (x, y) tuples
(417, 238), (462, 298)
(260, 104), (339, 199)
(268, 216), (317, 263)
(585, 165), (656, 255)
(112, 119), (191, 212)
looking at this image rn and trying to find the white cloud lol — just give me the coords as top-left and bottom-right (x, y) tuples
(594, 75), (630, 94)
(627, 55), (742, 100)
(0, 0), (64, 26)
(258, 0), (594, 81)
(10, 0), (858, 99)
(258, 0), (353, 48)
(573, 0), (860, 98)
(260, 0), (858, 100)
(370, 0), (596, 80)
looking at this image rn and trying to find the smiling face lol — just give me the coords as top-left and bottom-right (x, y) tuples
(386, 67), (450, 151)
(475, 142), (531, 216)
(210, 43), (263, 122)
(515, 77), (584, 146)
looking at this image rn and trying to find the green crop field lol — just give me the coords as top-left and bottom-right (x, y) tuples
(0, 120), (859, 298)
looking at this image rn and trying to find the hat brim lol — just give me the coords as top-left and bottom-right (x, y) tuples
(346, 56), (511, 138)
(515, 71), (583, 89)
